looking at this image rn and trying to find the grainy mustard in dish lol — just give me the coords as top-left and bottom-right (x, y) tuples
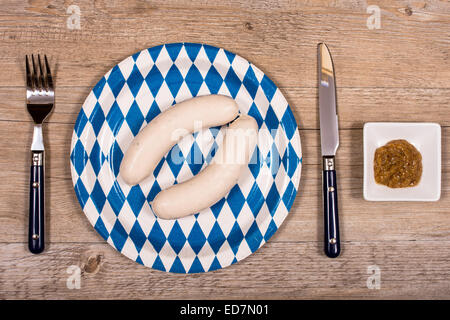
(374, 139), (422, 188)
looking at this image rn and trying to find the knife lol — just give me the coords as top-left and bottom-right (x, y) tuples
(318, 43), (340, 258)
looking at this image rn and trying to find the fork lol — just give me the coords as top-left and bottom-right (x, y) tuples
(26, 54), (54, 254)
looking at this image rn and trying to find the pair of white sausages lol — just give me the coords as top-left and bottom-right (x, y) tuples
(120, 95), (258, 220)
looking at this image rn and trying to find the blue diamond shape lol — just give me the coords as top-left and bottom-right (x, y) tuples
(94, 218), (109, 240)
(107, 182), (126, 216)
(227, 185), (246, 218)
(165, 43), (182, 62)
(282, 142), (300, 179)
(166, 144), (184, 179)
(132, 51), (140, 62)
(224, 50), (235, 64)
(71, 140), (88, 176)
(169, 256), (186, 273)
(207, 221), (226, 254)
(245, 221), (263, 252)
(109, 141), (124, 177)
(204, 66), (223, 94)
(264, 105), (280, 133)
(210, 198), (225, 218)
(186, 141), (204, 175)
(89, 141), (102, 176)
(145, 100), (161, 124)
(147, 180), (161, 202)
(127, 65), (144, 97)
(282, 180), (296, 210)
(152, 255), (165, 271)
(210, 126), (221, 138)
(129, 221), (147, 253)
(188, 257), (205, 273)
(248, 102), (263, 128)
(153, 157), (165, 177)
(110, 220), (128, 252)
(74, 177), (89, 208)
(74, 109), (88, 137)
(165, 64), (184, 98)
(205, 140), (219, 164)
(127, 185), (146, 217)
(281, 106), (297, 140)
(145, 65), (164, 97)
(90, 180), (107, 212)
(185, 65), (203, 96)
(242, 66), (259, 99)
(167, 221), (187, 254)
(101, 151), (106, 164)
(125, 101), (145, 136)
(89, 102), (105, 136)
(266, 143), (281, 177)
(148, 45), (163, 63)
(228, 221), (244, 254)
(260, 75), (276, 102)
(107, 65), (126, 98)
(105, 101), (124, 136)
(187, 221), (207, 255)
(266, 183), (281, 215)
(209, 257), (222, 271)
(246, 182), (264, 217)
(264, 219), (278, 241)
(148, 220), (166, 252)
(93, 77), (106, 99)
(224, 68), (242, 99)
(204, 44), (219, 63)
(248, 147), (261, 179)
(185, 43), (202, 62)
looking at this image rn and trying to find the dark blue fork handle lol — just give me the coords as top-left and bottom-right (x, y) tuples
(29, 151), (44, 254)
(323, 167), (340, 258)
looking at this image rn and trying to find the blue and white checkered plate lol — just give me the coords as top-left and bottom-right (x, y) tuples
(70, 43), (302, 273)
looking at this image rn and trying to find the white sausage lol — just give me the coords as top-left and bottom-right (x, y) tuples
(120, 95), (239, 185)
(151, 114), (258, 220)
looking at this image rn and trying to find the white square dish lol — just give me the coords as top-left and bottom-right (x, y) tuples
(363, 122), (441, 201)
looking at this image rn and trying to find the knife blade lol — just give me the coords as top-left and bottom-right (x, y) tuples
(318, 43), (341, 258)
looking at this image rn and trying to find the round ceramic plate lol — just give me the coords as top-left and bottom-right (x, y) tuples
(70, 43), (302, 273)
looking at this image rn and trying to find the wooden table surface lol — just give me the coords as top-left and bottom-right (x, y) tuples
(0, 0), (449, 300)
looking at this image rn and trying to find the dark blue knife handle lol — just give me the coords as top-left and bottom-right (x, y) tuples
(29, 151), (44, 254)
(323, 157), (340, 258)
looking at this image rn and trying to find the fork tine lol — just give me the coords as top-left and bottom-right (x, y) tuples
(26, 55), (32, 89)
(37, 54), (46, 90)
(31, 54), (39, 90)
(44, 55), (53, 90)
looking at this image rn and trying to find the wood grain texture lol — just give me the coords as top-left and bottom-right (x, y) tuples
(1, 241), (449, 299)
(0, 0), (449, 299)
(0, 1), (448, 88)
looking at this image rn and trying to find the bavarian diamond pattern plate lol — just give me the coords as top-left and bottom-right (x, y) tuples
(70, 43), (302, 273)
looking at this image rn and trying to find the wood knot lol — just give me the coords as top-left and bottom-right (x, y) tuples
(405, 6), (413, 16)
(83, 254), (103, 274)
(244, 22), (253, 30)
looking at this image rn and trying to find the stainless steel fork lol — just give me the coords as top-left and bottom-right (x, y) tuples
(26, 54), (54, 254)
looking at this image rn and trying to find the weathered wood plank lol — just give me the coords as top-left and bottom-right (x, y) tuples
(0, 241), (449, 299)
(0, 121), (448, 243)
(0, 1), (448, 88)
